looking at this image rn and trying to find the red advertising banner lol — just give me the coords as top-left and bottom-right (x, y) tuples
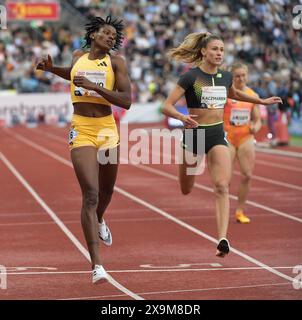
(7, 2), (60, 21)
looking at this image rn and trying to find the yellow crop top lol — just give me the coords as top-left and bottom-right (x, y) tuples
(70, 53), (115, 105)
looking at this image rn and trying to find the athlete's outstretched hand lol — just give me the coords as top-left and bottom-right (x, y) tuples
(36, 55), (53, 72)
(261, 96), (283, 105)
(180, 114), (199, 129)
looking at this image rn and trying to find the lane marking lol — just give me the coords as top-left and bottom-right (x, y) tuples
(147, 147), (302, 191)
(132, 164), (302, 224)
(0, 220), (78, 227)
(6, 133), (298, 283)
(115, 186), (295, 283)
(135, 127), (302, 158)
(4, 213), (266, 227)
(5, 267), (57, 271)
(61, 282), (291, 300)
(233, 170), (302, 191)
(255, 159), (302, 173)
(255, 147), (302, 159)
(0, 151), (143, 301)
(36, 127), (302, 173)
(2, 265), (297, 275)
(0, 208), (159, 216)
(12, 132), (302, 223)
(140, 263), (222, 268)
(141, 133), (302, 192)
(8, 212), (294, 228)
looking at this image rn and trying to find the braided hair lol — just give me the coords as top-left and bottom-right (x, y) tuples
(83, 15), (124, 51)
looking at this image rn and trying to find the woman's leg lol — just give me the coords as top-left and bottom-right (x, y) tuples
(96, 146), (119, 222)
(228, 142), (237, 173)
(236, 137), (255, 213)
(207, 145), (232, 241)
(178, 148), (204, 195)
(71, 146), (100, 268)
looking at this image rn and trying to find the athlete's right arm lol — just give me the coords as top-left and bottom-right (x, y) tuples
(36, 50), (84, 81)
(250, 103), (262, 134)
(162, 85), (198, 128)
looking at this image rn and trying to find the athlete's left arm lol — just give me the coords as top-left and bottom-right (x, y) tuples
(73, 55), (132, 109)
(250, 101), (262, 134)
(228, 85), (282, 105)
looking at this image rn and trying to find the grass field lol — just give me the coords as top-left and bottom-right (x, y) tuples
(290, 135), (302, 147)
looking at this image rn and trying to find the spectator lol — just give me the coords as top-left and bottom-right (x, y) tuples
(0, 0), (301, 106)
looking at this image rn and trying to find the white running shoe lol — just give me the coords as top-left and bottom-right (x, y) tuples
(98, 220), (112, 246)
(92, 265), (108, 284)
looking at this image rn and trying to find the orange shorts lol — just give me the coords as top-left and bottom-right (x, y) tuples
(68, 114), (119, 150)
(225, 126), (252, 148)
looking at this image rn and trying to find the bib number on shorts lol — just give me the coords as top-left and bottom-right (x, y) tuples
(68, 128), (78, 145)
(74, 70), (106, 97)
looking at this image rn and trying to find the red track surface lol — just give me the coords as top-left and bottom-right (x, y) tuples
(0, 124), (301, 300)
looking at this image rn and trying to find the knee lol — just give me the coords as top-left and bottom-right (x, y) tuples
(214, 181), (229, 196)
(83, 189), (99, 209)
(241, 172), (252, 183)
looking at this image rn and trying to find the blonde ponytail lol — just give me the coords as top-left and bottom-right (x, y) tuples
(167, 32), (222, 65)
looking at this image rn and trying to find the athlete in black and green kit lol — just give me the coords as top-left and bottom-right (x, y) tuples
(162, 32), (282, 257)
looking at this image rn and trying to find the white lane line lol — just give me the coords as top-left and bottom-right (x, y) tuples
(36, 130), (66, 143)
(0, 220), (80, 227)
(0, 216), (211, 227)
(256, 147), (302, 158)
(3, 265), (297, 275)
(10, 212), (289, 228)
(142, 135), (302, 192)
(8, 133), (297, 283)
(12, 125), (302, 228)
(0, 211), (45, 217)
(133, 164), (302, 224)
(233, 170), (302, 191)
(0, 151), (143, 301)
(23, 128), (302, 195)
(132, 143), (302, 192)
(255, 159), (302, 173)
(36, 127), (302, 174)
(0, 208), (157, 217)
(61, 282), (290, 300)
(33, 126), (302, 160)
(114, 186), (295, 283)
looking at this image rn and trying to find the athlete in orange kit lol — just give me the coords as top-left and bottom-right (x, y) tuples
(224, 62), (262, 223)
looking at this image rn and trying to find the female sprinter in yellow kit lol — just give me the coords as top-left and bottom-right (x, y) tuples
(37, 16), (131, 284)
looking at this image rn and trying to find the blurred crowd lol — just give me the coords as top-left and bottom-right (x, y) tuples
(0, 0), (301, 120)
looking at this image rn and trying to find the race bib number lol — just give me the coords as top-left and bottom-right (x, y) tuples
(68, 128), (78, 145)
(230, 108), (250, 126)
(200, 86), (227, 109)
(74, 70), (106, 97)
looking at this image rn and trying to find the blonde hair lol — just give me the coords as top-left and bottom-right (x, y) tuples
(167, 32), (222, 65)
(230, 62), (248, 73)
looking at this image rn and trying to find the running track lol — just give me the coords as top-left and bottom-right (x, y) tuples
(0, 124), (301, 300)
